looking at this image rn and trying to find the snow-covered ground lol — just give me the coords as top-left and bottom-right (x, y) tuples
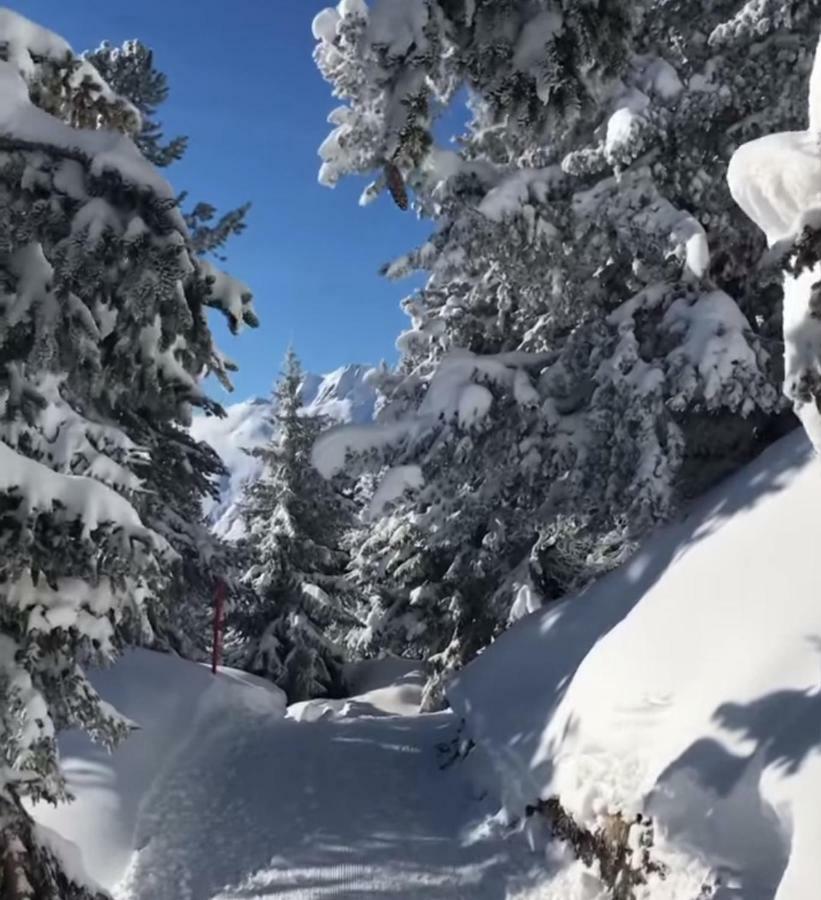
(192, 364), (376, 538)
(31, 651), (545, 899)
(450, 428), (821, 898)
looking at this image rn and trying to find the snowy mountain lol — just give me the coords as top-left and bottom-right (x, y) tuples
(191, 365), (377, 539)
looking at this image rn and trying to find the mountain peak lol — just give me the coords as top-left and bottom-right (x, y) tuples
(191, 365), (377, 539)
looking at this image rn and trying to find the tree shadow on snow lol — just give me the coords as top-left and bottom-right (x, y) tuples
(448, 430), (813, 816)
(649, 675), (821, 898)
(127, 713), (532, 899)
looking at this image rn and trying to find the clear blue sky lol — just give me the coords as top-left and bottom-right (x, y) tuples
(24, 0), (432, 399)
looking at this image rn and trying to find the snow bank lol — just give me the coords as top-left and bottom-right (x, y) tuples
(450, 430), (821, 896)
(29, 650), (286, 891)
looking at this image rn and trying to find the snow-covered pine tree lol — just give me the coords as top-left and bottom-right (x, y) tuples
(237, 349), (359, 702)
(85, 39), (251, 258)
(0, 11), (255, 890)
(312, 0), (808, 703)
(84, 38), (255, 658)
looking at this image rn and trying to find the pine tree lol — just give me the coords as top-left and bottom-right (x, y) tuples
(85, 39), (251, 260)
(312, 0), (808, 702)
(83, 38), (256, 657)
(0, 11), (255, 890)
(237, 350), (359, 702)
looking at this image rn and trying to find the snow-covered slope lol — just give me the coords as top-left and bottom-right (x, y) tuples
(450, 428), (820, 898)
(192, 365), (376, 538)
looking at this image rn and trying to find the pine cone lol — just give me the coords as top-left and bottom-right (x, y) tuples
(385, 162), (409, 211)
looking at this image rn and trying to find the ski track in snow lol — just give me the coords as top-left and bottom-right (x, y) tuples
(106, 673), (542, 899)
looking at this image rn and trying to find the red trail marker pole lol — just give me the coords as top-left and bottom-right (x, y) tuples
(212, 579), (226, 675)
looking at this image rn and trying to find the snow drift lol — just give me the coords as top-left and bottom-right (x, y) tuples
(29, 651), (287, 892)
(450, 428), (821, 898)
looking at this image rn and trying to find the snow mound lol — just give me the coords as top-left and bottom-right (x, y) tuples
(289, 656), (427, 721)
(450, 429), (821, 897)
(29, 650), (286, 891)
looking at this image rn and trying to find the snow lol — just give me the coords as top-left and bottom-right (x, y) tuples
(513, 369), (540, 408)
(645, 59), (684, 101)
(0, 59), (171, 202)
(368, 0), (429, 58)
(513, 11), (564, 73)
(663, 290), (759, 408)
(290, 656), (427, 720)
(605, 107), (643, 156)
(198, 260), (252, 331)
(728, 35), (821, 451)
(313, 418), (412, 480)
(458, 383), (493, 428)
(478, 167), (563, 222)
(29, 650), (286, 891)
(604, 91), (649, 160)
(508, 583), (542, 624)
(727, 130), (821, 247)
(337, 0), (368, 19)
(313, 351), (548, 477)
(449, 430), (821, 898)
(191, 398), (272, 538)
(572, 168), (710, 279)
(782, 266), (821, 451)
(0, 8), (71, 77)
(25, 428), (821, 897)
(34, 824), (106, 897)
(32, 649), (548, 899)
(312, 7), (340, 42)
(809, 34), (821, 132)
(368, 464), (424, 519)
(0, 440), (164, 552)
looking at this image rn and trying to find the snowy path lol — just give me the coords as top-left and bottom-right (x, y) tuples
(117, 709), (535, 899)
(32, 651), (543, 900)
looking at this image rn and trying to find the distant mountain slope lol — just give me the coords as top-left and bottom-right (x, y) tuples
(192, 365), (376, 538)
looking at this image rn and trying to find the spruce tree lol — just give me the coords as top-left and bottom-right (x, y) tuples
(237, 349), (359, 702)
(83, 38), (256, 657)
(85, 39), (250, 259)
(312, 0), (809, 703)
(0, 10), (255, 890)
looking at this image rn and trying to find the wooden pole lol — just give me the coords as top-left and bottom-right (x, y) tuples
(211, 579), (226, 675)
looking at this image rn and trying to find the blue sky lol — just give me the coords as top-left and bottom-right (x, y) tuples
(24, 0), (432, 399)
